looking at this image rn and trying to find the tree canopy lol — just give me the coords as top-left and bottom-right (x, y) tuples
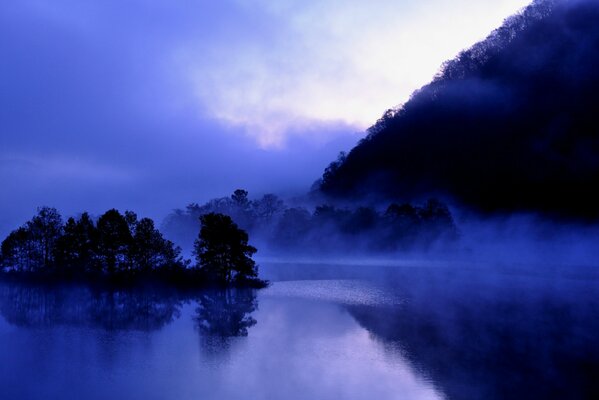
(1, 207), (267, 289)
(194, 213), (262, 286)
(0, 207), (186, 281)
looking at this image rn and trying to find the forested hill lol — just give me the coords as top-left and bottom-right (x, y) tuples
(318, 0), (599, 218)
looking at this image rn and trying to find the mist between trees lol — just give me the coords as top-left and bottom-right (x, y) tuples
(0, 191), (459, 284)
(162, 189), (459, 256)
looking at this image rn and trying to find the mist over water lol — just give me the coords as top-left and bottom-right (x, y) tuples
(2, 1), (599, 399)
(1, 260), (598, 399)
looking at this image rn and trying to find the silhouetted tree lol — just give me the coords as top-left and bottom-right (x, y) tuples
(1, 227), (34, 271)
(0, 207), (221, 287)
(124, 211), (139, 232)
(54, 213), (97, 273)
(0, 207), (63, 271)
(321, 151), (347, 188)
(231, 189), (250, 209)
(131, 217), (184, 272)
(96, 209), (133, 274)
(194, 213), (260, 285)
(27, 207), (63, 269)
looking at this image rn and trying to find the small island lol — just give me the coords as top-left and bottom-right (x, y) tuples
(0, 207), (267, 289)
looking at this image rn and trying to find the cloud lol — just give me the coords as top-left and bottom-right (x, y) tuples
(0, 0), (532, 237)
(2, 0), (531, 149)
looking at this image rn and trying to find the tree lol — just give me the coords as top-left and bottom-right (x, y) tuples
(1, 227), (34, 271)
(194, 213), (259, 285)
(96, 209), (133, 273)
(1, 207), (63, 272)
(321, 151), (347, 189)
(231, 189), (250, 209)
(131, 217), (183, 272)
(54, 213), (97, 273)
(26, 207), (64, 269)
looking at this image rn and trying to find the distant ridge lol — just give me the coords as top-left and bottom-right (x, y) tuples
(318, 0), (599, 218)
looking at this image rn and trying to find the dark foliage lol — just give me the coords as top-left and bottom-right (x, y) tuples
(194, 213), (264, 286)
(54, 213), (97, 273)
(0, 207), (63, 272)
(318, 0), (599, 218)
(0, 207), (222, 287)
(96, 209), (134, 274)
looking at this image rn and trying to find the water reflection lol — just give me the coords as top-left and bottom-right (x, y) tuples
(0, 282), (258, 340)
(194, 289), (258, 356)
(1, 265), (598, 400)
(0, 283), (182, 331)
(0, 278), (443, 400)
(195, 289), (258, 337)
(345, 266), (599, 400)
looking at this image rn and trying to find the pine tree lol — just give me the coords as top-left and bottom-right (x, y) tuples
(194, 213), (259, 285)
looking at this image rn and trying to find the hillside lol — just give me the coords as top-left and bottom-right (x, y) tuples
(318, 0), (599, 218)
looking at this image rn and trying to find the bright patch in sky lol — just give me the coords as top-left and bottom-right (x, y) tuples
(0, 0), (533, 234)
(180, 0), (532, 147)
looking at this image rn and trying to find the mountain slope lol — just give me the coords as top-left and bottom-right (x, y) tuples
(318, 0), (599, 217)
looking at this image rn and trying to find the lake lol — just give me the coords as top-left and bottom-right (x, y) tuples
(0, 260), (598, 399)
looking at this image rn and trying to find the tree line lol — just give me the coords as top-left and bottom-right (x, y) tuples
(163, 190), (459, 254)
(316, 0), (599, 218)
(0, 207), (265, 288)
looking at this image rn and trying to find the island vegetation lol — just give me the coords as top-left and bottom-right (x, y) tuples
(1, 191), (459, 286)
(0, 207), (267, 289)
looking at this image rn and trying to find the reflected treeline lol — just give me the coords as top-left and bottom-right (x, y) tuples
(193, 289), (258, 356)
(0, 282), (259, 339)
(0, 283), (182, 331)
(346, 268), (599, 400)
(195, 289), (258, 337)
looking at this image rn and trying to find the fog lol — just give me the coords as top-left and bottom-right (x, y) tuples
(2, 1), (599, 399)
(1, 259), (598, 399)
(151, 188), (599, 273)
(0, 0), (361, 239)
(0, 0), (532, 239)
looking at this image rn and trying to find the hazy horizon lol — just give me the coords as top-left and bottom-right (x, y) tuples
(1, 0), (531, 237)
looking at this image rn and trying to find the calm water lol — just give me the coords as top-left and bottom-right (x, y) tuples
(0, 261), (598, 400)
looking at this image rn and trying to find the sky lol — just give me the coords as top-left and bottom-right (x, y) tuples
(0, 0), (531, 235)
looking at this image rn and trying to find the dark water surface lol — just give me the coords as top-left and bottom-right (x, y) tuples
(0, 261), (598, 399)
